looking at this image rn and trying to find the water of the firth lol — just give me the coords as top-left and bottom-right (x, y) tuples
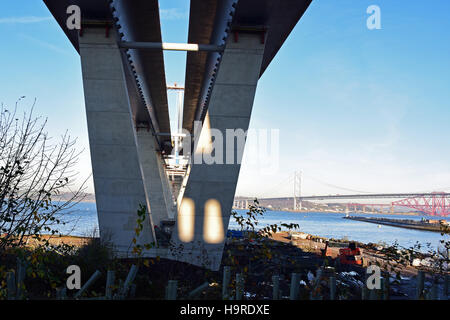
(58, 202), (449, 250)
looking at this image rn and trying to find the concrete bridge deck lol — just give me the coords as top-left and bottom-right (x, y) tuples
(43, 0), (313, 270)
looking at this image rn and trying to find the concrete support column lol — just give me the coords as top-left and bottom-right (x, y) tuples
(135, 129), (174, 227)
(79, 28), (155, 253)
(171, 33), (266, 270)
(157, 151), (177, 219)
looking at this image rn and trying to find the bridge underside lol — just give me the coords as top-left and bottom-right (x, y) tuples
(44, 0), (312, 270)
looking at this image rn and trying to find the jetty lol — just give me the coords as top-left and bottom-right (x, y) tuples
(343, 216), (448, 233)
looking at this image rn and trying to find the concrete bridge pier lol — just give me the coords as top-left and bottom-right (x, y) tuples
(78, 27), (156, 254)
(135, 129), (175, 227)
(170, 33), (266, 270)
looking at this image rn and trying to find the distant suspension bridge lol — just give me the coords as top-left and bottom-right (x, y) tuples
(234, 172), (450, 217)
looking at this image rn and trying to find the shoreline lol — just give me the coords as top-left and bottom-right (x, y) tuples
(234, 207), (423, 216)
(76, 200), (424, 217)
(29, 231), (421, 277)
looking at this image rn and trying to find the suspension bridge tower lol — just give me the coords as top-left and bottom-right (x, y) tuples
(294, 171), (302, 211)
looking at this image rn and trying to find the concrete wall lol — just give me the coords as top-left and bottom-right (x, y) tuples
(135, 129), (175, 226)
(156, 152), (177, 220)
(78, 28), (156, 254)
(170, 33), (266, 270)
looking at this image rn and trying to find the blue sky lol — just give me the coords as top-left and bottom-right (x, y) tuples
(0, 0), (449, 198)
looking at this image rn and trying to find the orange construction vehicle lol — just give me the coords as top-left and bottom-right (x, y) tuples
(338, 242), (363, 265)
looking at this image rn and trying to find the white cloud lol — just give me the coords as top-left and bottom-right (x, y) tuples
(0, 16), (52, 24)
(160, 8), (187, 20)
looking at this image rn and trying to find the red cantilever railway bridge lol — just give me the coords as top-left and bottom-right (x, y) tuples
(298, 192), (450, 217)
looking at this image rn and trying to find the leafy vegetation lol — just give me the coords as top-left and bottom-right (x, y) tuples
(0, 99), (85, 251)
